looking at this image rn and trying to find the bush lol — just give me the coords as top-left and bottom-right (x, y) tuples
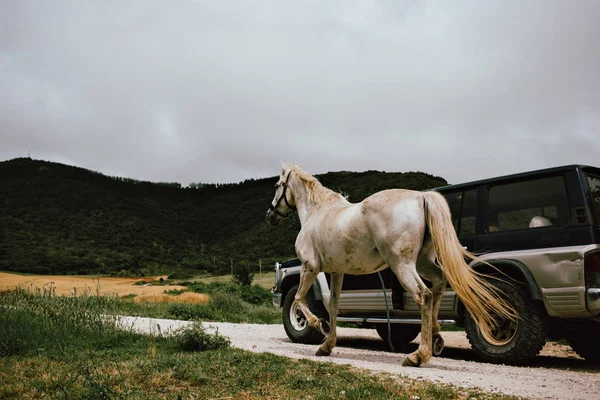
(168, 304), (215, 320)
(233, 261), (254, 286)
(209, 292), (246, 316)
(240, 284), (271, 305)
(173, 322), (231, 351)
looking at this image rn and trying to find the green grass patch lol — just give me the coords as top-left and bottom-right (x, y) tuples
(169, 271), (277, 290)
(441, 323), (464, 332)
(0, 286), (139, 358)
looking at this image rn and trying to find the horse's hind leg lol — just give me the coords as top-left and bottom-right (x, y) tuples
(317, 273), (343, 356)
(430, 277), (446, 355)
(388, 262), (433, 367)
(417, 242), (447, 354)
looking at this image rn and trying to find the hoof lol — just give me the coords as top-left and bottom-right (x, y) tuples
(318, 319), (331, 335)
(402, 353), (423, 367)
(432, 334), (444, 357)
(316, 348), (331, 357)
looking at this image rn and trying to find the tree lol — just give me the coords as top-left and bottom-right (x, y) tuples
(233, 261), (254, 286)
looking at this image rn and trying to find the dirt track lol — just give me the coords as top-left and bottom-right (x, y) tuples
(119, 317), (600, 399)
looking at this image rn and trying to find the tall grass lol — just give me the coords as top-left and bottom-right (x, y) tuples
(0, 285), (141, 358)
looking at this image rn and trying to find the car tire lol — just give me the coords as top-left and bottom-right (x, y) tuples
(376, 324), (421, 352)
(464, 279), (548, 365)
(566, 325), (600, 364)
(282, 284), (328, 344)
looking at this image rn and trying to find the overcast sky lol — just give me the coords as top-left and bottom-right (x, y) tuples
(1, 1), (599, 186)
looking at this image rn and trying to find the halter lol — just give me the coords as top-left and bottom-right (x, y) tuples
(269, 169), (296, 218)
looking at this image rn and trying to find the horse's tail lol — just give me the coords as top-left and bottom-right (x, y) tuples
(421, 191), (517, 338)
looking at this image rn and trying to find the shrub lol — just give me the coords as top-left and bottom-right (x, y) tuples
(173, 322), (231, 351)
(168, 303), (215, 320)
(240, 284), (271, 305)
(233, 261), (254, 286)
(209, 292), (245, 316)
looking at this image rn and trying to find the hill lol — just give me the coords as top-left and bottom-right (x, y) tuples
(0, 158), (447, 276)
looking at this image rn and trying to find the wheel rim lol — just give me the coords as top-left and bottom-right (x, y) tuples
(290, 301), (308, 331)
(481, 317), (518, 346)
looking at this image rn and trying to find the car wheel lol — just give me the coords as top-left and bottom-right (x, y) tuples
(376, 324), (421, 352)
(282, 284), (327, 344)
(464, 279), (548, 365)
(566, 324), (600, 364)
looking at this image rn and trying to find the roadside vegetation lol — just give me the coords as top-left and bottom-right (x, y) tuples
(119, 279), (282, 324)
(0, 286), (514, 399)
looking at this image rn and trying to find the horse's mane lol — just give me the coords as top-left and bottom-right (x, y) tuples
(289, 165), (347, 204)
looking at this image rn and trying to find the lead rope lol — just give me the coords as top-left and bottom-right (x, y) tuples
(377, 271), (394, 352)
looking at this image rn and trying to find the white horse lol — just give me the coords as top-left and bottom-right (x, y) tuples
(266, 162), (516, 367)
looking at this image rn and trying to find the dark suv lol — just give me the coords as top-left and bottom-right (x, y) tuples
(272, 164), (600, 365)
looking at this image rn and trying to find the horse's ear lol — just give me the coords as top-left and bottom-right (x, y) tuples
(280, 160), (287, 174)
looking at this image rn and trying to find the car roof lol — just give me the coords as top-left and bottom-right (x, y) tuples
(432, 164), (599, 193)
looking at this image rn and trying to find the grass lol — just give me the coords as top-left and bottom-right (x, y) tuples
(0, 286), (517, 399)
(102, 280), (283, 324)
(168, 271), (276, 289)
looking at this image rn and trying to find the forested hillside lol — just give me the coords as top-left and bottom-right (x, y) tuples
(0, 158), (447, 276)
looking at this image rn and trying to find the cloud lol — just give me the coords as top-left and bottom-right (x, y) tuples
(1, 0), (599, 186)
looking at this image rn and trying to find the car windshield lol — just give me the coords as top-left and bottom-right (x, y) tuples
(585, 172), (600, 224)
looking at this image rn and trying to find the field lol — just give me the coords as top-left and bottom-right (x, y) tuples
(0, 271), (276, 305)
(0, 271), (184, 296)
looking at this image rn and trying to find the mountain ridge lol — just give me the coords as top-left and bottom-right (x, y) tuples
(0, 157), (447, 276)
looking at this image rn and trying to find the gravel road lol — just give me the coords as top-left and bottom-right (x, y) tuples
(117, 316), (600, 399)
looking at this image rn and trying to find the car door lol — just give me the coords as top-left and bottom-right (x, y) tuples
(335, 268), (393, 314)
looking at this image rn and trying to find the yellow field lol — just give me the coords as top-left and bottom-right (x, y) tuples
(0, 271), (276, 304)
(0, 272), (187, 297)
(133, 292), (209, 304)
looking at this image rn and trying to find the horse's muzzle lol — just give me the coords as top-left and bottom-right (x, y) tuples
(266, 210), (281, 226)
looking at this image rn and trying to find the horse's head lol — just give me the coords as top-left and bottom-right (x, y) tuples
(266, 161), (296, 226)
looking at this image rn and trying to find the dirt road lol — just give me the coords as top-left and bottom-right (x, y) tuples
(118, 316), (600, 399)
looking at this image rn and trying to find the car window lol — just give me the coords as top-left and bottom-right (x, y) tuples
(444, 191), (462, 231)
(443, 189), (478, 236)
(460, 189), (478, 236)
(585, 173), (600, 224)
(487, 175), (570, 232)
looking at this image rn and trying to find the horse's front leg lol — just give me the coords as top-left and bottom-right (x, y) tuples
(293, 266), (327, 334)
(316, 272), (344, 356)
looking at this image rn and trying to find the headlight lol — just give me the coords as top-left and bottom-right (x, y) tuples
(274, 262), (281, 289)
